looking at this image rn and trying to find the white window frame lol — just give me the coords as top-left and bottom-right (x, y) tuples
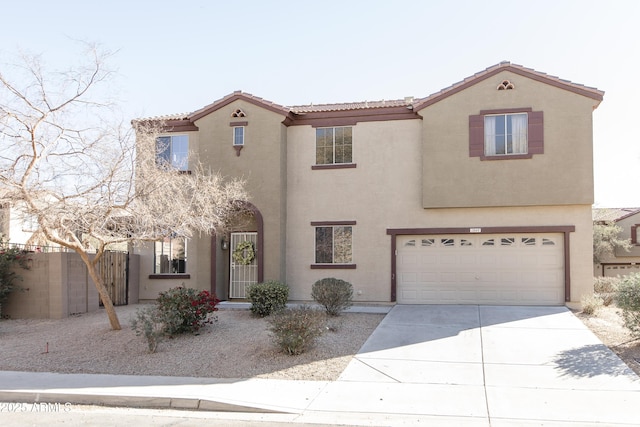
(315, 126), (353, 165)
(156, 135), (189, 171)
(484, 113), (528, 156)
(314, 225), (353, 264)
(154, 236), (187, 274)
(233, 126), (245, 146)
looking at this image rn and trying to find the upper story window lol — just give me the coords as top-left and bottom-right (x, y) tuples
(156, 135), (189, 171)
(469, 108), (543, 160)
(233, 126), (245, 146)
(315, 127), (352, 165)
(154, 236), (187, 274)
(484, 113), (528, 156)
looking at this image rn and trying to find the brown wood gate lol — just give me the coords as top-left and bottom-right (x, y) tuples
(98, 251), (129, 306)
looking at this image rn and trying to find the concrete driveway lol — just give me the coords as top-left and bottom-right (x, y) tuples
(2, 305), (640, 426)
(302, 305), (640, 426)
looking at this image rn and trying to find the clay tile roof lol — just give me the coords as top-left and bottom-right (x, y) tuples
(189, 90), (290, 121)
(593, 207), (640, 222)
(136, 112), (192, 122)
(290, 98), (412, 113)
(135, 62), (604, 123)
(413, 61), (604, 110)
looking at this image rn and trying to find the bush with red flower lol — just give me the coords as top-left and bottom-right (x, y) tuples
(155, 286), (220, 335)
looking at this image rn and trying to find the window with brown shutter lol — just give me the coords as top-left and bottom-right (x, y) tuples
(469, 108), (543, 160)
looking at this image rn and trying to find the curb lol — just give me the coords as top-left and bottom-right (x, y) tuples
(0, 391), (288, 413)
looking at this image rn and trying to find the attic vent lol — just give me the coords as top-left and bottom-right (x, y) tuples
(497, 80), (515, 90)
(232, 109), (246, 117)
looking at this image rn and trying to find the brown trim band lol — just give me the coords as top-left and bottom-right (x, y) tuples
(291, 106), (421, 127)
(386, 226), (575, 235)
(163, 119), (199, 132)
(312, 163), (357, 170)
(311, 221), (357, 226)
(386, 225), (575, 303)
(310, 264), (357, 269)
(480, 107), (533, 115)
(229, 121), (248, 127)
(149, 274), (191, 280)
(481, 154), (533, 161)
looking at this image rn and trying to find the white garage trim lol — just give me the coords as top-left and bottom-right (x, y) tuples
(387, 226), (575, 304)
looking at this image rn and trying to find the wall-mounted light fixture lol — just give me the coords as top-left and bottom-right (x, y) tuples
(221, 237), (229, 251)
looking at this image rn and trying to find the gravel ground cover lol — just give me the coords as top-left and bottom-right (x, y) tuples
(575, 304), (640, 377)
(0, 304), (384, 381)
(1, 303), (639, 381)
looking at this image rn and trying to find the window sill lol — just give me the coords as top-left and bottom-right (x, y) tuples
(310, 264), (356, 269)
(312, 163), (357, 170)
(149, 274), (191, 280)
(481, 154), (533, 161)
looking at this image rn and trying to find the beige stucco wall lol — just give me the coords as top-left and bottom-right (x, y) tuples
(286, 118), (593, 305)
(136, 99), (288, 300)
(137, 73), (599, 306)
(419, 70), (597, 208)
(3, 253), (101, 319)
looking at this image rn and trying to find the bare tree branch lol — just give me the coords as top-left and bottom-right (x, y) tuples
(0, 45), (247, 330)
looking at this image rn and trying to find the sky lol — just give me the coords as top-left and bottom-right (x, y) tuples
(1, 0), (638, 207)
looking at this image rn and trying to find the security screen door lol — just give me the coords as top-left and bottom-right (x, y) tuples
(229, 232), (258, 298)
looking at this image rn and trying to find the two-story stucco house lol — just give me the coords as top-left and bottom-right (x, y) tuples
(135, 62), (603, 308)
(593, 207), (640, 278)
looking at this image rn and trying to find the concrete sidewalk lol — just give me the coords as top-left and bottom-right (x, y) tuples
(2, 305), (640, 426)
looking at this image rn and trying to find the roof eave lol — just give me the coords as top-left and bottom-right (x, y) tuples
(414, 62), (605, 111)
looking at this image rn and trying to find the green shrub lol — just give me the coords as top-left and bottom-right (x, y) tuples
(311, 277), (353, 316)
(594, 276), (620, 306)
(247, 281), (289, 317)
(615, 273), (640, 338)
(131, 305), (164, 353)
(581, 293), (603, 315)
(268, 305), (326, 355)
(156, 286), (219, 335)
(0, 240), (30, 316)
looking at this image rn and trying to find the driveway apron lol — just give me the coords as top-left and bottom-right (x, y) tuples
(311, 305), (640, 425)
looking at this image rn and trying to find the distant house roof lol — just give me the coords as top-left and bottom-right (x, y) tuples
(135, 61), (604, 128)
(593, 208), (640, 222)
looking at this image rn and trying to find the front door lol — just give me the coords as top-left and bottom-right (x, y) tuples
(229, 232), (258, 299)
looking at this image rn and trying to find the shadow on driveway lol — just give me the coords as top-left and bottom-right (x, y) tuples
(553, 343), (636, 378)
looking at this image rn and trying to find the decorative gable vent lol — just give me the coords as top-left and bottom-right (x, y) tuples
(231, 109), (246, 117)
(497, 80), (515, 90)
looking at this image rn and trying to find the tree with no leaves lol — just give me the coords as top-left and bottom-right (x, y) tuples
(0, 45), (247, 330)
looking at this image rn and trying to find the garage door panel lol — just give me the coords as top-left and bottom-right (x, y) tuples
(399, 253), (418, 267)
(499, 271), (519, 283)
(459, 254), (477, 265)
(439, 272), (458, 282)
(479, 254), (499, 267)
(438, 254), (457, 265)
(400, 272), (418, 283)
(499, 254), (519, 267)
(397, 233), (564, 305)
(420, 272), (438, 283)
